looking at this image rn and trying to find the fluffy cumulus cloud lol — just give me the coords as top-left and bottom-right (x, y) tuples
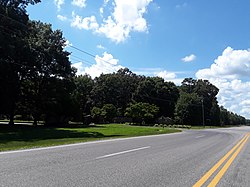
(181, 54), (196, 62)
(54, 0), (64, 11)
(155, 70), (183, 85)
(71, 12), (99, 30)
(72, 0), (86, 8)
(70, 0), (153, 43)
(196, 47), (250, 119)
(71, 52), (124, 78)
(155, 70), (176, 79)
(57, 14), (67, 21)
(196, 47), (250, 79)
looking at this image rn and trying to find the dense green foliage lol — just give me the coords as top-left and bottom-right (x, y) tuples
(125, 102), (159, 125)
(0, 1), (247, 127)
(0, 1), (75, 126)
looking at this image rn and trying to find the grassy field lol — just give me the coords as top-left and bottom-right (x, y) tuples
(189, 125), (235, 129)
(0, 124), (181, 152)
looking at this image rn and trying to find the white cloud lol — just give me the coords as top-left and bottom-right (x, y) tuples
(72, 52), (124, 78)
(181, 54), (196, 62)
(196, 47), (250, 79)
(97, 44), (106, 50)
(100, 7), (104, 15)
(156, 71), (183, 85)
(72, 62), (85, 75)
(156, 70), (176, 79)
(196, 47), (250, 119)
(57, 14), (67, 21)
(240, 100), (250, 106)
(64, 40), (72, 48)
(70, 0), (153, 43)
(97, 0), (152, 43)
(72, 0), (86, 8)
(104, 0), (110, 4)
(71, 12), (99, 30)
(54, 0), (64, 11)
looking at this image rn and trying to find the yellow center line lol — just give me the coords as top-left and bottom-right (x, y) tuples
(207, 135), (250, 187)
(193, 133), (249, 187)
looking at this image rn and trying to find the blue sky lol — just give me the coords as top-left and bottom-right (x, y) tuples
(27, 0), (250, 118)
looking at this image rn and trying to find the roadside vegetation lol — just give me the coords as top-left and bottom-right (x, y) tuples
(0, 0), (249, 151)
(0, 124), (180, 151)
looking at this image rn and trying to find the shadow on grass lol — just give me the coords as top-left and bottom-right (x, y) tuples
(0, 125), (120, 144)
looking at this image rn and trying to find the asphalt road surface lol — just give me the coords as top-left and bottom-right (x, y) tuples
(0, 126), (250, 187)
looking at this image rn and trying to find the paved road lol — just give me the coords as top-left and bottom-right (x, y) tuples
(0, 126), (250, 187)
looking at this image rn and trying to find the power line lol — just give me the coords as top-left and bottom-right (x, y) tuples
(70, 54), (116, 73)
(1, 12), (123, 69)
(69, 45), (120, 67)
(70, 54), (95, 66)
(69, 46), (95, 58)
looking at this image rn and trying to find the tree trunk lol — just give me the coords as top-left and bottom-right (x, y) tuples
(9, 112), (14, 126)
(8, 102), (15, 125)
(33, 118), (37, 126)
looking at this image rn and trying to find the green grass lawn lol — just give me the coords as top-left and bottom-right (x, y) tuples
(0, 124), (181, 152)
(189, 125), (234, 129)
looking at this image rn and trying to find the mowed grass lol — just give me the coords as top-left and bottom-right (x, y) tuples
(189, 125), (232, 129)
(0, 124), (181, 152)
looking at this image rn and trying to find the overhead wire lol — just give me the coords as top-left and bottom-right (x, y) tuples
(0, 12), (121, 73)
(1, 11), (208, 116)
(69, 54), (116, 73)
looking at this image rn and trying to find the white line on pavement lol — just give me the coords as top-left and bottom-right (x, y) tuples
(96, 146), (151, 159)
(0, 132), (183, 155)
(195, 135), (205, 138)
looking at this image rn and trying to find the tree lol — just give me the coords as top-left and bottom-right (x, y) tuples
(91, 106), (103, 124)
(179, 78), (220, 126)
(91, 68), (141, 115)
(71, 75), (94, 122)
(24, 21), (75, 126)
(90, 104), (116, 124)
(125, 102), (159, 125)
(210, 100), (220, 126)
(133, 77), (179, 118)
(175, 92), (202, 125)
(0, 0), (41, 125)
(220, 106), (246, 126)
(101, 104), (117, 123)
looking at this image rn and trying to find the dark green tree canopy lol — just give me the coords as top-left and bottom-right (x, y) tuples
(0, 2), (246, 127)
(125, 102), (159, 125)
(133, 76), (179, 117)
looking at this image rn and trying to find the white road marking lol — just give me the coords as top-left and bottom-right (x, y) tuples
(195, 135), (205, 138)
(96, 146), (150, 159)
(0, 132), (183, 155)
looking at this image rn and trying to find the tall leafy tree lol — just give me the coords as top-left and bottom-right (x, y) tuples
(125, 102), (159, 125)
(101, 104), (117, 123)
(0, 0), (40, 125)
(133, 77), (179, 118)
(91, 68), (141, 115)
(72, 75), (94, 122)
(179, 78), (220, 125)
(175, 92), (202, 125)
(23, 21), (75, 126)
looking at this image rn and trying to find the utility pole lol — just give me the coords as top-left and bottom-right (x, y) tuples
(201, 99), (205, 128)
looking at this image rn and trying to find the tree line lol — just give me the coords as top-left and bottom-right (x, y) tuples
(0, 0), (247, 127)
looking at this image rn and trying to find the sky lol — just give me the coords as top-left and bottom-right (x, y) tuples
(27, 0), (250, 119)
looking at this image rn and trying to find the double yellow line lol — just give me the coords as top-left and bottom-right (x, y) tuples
(193, 133), (250, 187)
